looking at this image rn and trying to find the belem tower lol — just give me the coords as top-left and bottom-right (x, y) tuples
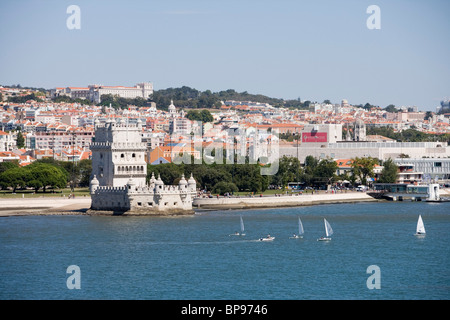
(88, 118), (196, 215)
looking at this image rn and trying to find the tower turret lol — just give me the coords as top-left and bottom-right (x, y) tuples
(179, 173), (188, 190)
(155, 174), (164, 193)
(188, 173), (197, 193)
(90, 175), (99, 195)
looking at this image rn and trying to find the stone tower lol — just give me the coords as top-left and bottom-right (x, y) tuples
(353, 119), (366, 142)
(90, 118), (147, 187)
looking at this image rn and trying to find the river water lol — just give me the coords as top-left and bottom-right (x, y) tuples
(0, 201), (449, 300)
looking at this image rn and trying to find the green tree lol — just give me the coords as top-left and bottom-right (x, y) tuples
(0, 161), (19, 174)
(200, 109), (214, 123)
(26, 163), (67, 192)
(77, 159), (92, 187)
(272, 156), (301, 188)
(147, 163), (184, 185)
(212, 181), (238, 195)
(233, 163), (265, 193)
(351, 157), (379, 185)
(300, 155), (318, 186)
(16, 130), (25, 149)
(314, 158), (338, 186)
(0, 167), (29, 192)
(186, 109), (214, 123)
(193, 165), (232, 191)
(378, 158), (398, 183)
(384, 104), (398, 113)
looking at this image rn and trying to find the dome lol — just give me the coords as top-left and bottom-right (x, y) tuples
(168, 100), (176, 113)
(90, 175), (99, 185)
(149, 172), (156, 184)
(155, 174), (164, 185)
(179, 174), (187, 185)
(188, 173), (196, 185)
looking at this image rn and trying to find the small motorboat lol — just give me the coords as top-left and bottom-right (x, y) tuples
(259, 235), (275, 241)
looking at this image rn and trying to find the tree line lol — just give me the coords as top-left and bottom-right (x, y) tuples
(146, 155), (398, 195)
(0, 159), (91, 193)
(0, 155), (398, 195)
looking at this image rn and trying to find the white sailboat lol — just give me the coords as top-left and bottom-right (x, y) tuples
(290, 217), (304, 239)
(414, 215), (426, 237)
(318, 218), (333, 241)
(230, 215), (245, 236)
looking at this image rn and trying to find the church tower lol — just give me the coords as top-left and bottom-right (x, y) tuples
(353, 119), (366, 142)
(168, 100), (177, 117)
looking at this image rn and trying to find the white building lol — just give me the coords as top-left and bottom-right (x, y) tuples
(0, 130), (16, 151)
(301, 124), (343, 145)
(88, 82), (153, 104)
(50, 82), (154, 104)
(280, 141), (450, 165)
(394, 158), (450, 184)
(89, 118), (197, 215)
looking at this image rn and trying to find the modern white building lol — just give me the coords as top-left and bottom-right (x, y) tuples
(301, 124), (343, 144)
(394, 158), (450, 184)
(89, 118), (197, 215)
(280, 141), (450, 165)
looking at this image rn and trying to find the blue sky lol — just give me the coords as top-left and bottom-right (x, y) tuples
(0, 0), (449, 111)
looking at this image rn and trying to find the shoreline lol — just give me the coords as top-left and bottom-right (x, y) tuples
(0, 198), (92, 217)
(193, 192), (378, 210)
(0, 192), (377, 217)
(1, 189), (448, 217)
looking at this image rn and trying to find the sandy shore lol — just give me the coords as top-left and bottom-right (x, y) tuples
(0, 197), (92, 217)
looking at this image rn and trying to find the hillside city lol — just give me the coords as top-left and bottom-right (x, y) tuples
(0, 82), (449, 190)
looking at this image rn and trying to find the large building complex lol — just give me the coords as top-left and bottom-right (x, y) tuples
(50, 82), (153, 104)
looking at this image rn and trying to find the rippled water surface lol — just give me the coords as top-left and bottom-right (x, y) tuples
(1, 201), (449, 299)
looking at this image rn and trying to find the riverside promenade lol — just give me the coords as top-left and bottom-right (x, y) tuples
(0, 197), (92, 216)
(193, 191), (377, 210)
(0, 192), (375, 216)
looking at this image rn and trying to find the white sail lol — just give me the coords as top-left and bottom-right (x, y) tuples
(240, 216), (245, 234)
(298, 217), (304, 235)
(324, 219), (333, 237)
(416, 215), (426, 234)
